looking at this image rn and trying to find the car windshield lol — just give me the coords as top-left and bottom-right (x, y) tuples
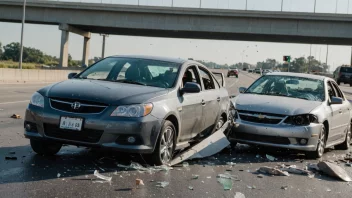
(245, 75), (325, 102)
(341, 67), (352, 73)
(76, 57), (181, 88)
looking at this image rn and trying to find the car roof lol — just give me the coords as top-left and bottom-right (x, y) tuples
(266, 72), (328, 81)
(109, 55), (186, 64)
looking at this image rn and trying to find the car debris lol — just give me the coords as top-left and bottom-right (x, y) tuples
(281, 165), (313, 176)
(317, 161), (352, 182)
(169, 121), (230, 166)
(266, 154), (276, 161)
(281, 186), (289, 190)
(234, 192), (246, 198)
(156, 181), (169, 188)
(191, 174), (199, 179)
(307, 163), (320, 171)
(182, 162), (189, 167)
(188, 186), (194, 190)
(93, 170), (112, 183)
(218, 177), (232, 190)
(57, 173), (61, 178)
(258, 166), (290, 176)
(117, 162), (172, 174)
(10, 114), (21, 119)
(136, 179), (144, 186)
(5, 156), (17, 160)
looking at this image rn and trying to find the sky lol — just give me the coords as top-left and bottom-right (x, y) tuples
(1, 0), (352, 71)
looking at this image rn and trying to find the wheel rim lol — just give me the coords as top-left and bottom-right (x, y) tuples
(160, 126), (174, 163)
(318, 128), (326, 156)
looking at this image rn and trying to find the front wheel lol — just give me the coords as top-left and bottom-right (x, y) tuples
(30, 139), (62, 155)
(147, 121), (176, 165)
(306, 126), (326, 159)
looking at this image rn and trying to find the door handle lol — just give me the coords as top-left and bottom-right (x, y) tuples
(339, 109), (343, 114)
(201, 100), (206, 106)
(217, 97), (221, 102)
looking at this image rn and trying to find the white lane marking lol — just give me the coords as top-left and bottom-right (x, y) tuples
(229, 78), (240, 88)
(0, 100), (29, 105)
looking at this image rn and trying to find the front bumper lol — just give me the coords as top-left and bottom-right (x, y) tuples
(229, 119), (323, 151)
(24, 104), (163, 154)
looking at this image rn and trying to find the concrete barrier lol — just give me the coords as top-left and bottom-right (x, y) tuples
(0, 68), (82, 83)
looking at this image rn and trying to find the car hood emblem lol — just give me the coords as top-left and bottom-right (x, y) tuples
(71, 102), (81, 110)
(258, 114), (266, 119)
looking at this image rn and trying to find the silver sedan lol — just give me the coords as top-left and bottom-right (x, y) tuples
(230, 73), (352, 158)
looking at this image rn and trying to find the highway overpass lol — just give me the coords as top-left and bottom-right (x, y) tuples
(1, 0), (352, 66)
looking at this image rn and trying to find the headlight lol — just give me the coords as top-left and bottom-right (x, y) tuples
(30, 92), (44, 108)
(110, 103), (153, 117)
(284, 114), (318, 126)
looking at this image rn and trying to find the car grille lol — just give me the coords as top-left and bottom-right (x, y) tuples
(238, 110), (285, 124)
(50, 98), (107, 114)
(44, 124), (103, 143)
(235, 132), (290, 145)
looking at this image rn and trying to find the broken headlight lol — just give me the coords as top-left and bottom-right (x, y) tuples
(229, 103), (238, 120)
(284, 114), (318, 126)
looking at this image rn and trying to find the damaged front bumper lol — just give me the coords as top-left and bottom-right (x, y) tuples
(229, 119), (323, 151)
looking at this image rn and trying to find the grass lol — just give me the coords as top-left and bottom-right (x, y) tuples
(0, 61), (38, 69)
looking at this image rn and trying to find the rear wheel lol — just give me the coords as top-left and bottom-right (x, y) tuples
(335, 122), (352, 150)
(306, 126), (326, 159)
(148, 121), (176, 165)
(30, 139), (62, 155)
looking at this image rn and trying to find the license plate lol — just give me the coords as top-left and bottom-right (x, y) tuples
(60, 117), (83, 131)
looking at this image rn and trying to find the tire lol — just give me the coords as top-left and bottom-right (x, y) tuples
(335, 123), (352, 150)
(148, 121), (176, 165)
(30, 139), (62, 155)
(306, 126), (326, 159)
(227, 75), (230, 78)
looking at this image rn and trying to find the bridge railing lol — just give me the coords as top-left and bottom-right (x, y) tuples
(36, 0), (352, 14)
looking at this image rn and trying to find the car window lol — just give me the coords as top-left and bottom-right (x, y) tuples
(331, 82), (344, 100)
(341, 67), (352, 73)
(181, 66), (201, 89)
(327, 81), (337, 99)
(245, 75), (325, 101)
(77, 57), (181, 88)
(198, 67), (215, 90)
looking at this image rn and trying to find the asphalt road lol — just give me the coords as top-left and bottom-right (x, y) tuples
(1, 72), (352, 198)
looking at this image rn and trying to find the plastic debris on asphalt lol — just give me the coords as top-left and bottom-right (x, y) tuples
(57, 173), (61, 178)
(93, 170), (112, 183)
(188, 186), (194, 190)
(227, 162), (236, 166)
(156, 181), (169, 188)
(258, 166), (290, 176)
(217, 173), (238, 190)
(182, 162), (189, 167)
(10, 114), (21, 119)
(307, 163), (320, 171)
(169, 121), (230, 166)
(136, 179), (144, 186)
(116, 162), (172, 174)
(281, 186), (288, 190)
(280, 165), (314, 176)
(266, 154), (276, 161)
(317, 161), (352, 182)
(234, 192), (246, 198)
(191, 174), (199, 179)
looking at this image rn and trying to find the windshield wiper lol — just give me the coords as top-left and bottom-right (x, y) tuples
(115, 79), (146, 86)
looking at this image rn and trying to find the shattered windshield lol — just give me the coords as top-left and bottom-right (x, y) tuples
(77, 57), (181, 88)
(245, 75), (325, 102)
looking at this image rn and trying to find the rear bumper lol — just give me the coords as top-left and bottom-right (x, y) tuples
(337, 77), (352, 83)
(230, 119), (323, 151)
(24, 104), (163, 154)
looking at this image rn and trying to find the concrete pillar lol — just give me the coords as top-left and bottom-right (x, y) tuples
(82, 37), (90, 66)
(59, 30), (69, 67)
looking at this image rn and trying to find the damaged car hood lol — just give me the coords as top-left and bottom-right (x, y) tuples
(231, 94), (322, 116)
(38, 79), (168, 105)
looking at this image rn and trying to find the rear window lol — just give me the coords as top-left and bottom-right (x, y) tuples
(341, 67), (352, 73)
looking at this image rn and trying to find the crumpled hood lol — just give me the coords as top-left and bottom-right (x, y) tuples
(38, 79), (168, 105)
(231, 94), (322, 116)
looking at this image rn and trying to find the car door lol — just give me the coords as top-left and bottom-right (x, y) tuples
(196, 66), (221, 136)
(327, 81), (346, 142)
(331, 82), (350, 139)
(178, 65), (204, 141)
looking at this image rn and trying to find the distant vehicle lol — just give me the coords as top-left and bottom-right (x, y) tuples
(227, 69), (239, 78)
(230, 72), (352, 158)
(333, 66), (352, 86)
(248, 69), (253, 73)
(254, 68), (261, 74)
(24, 55), (230, 165)
(262, 69), (272, 75)
(243, 68), (247, 71)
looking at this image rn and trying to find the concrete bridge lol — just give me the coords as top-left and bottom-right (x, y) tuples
(1, 0), (352, 67)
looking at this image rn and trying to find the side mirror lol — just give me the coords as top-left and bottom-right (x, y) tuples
(239, 87), (247, 93)
(180, 82), (201, 94)
(68, 73), (77, 79)
(330, 96), (343, 105)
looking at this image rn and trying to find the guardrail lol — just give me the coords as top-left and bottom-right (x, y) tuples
(19, 0), (351, 14)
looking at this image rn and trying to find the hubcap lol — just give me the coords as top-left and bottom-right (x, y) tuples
(160, 127), (174, 163)
(318, 128), (325, 156)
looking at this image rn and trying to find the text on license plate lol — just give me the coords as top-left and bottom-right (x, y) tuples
(60, 117), (83, 131)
